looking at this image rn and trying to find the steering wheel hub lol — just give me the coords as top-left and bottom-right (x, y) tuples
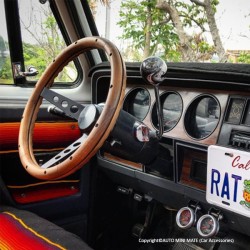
(78, 105), (99, 131)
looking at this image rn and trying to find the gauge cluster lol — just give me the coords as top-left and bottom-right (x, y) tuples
(176, 205), (222, 238)
(93, 74), (227, 143)
(122, 86), (222, 143)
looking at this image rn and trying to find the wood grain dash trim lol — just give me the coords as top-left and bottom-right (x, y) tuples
(104, 152), (144, 171)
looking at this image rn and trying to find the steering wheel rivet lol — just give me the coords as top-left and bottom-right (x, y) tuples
(62, 100), (68, 108)
(53, 96), (59, 102)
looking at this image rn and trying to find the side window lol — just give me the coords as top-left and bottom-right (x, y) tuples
(0, 1), (13, 84)
(19, 0), (78, 84)
(0, 0), (78, 85)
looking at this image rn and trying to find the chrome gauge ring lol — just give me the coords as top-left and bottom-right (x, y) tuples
(176, 207), (196, 229)
(197, 214), (219, 238)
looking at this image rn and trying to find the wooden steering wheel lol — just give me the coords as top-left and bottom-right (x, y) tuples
(18, 37), (126, 180)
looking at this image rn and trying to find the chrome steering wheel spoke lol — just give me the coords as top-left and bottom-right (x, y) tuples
(41, 134), (88, 169)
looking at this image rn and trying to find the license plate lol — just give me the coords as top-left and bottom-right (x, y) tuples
(207, 145), (250, 218)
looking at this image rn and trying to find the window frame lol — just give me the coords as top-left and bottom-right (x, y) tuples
(2, 0), (83, 88)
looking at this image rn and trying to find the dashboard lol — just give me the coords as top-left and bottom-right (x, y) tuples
(91, 67), (250, 237)
(93, 75), (230, 144)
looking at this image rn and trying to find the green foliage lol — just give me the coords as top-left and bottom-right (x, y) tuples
(118, 0), (215, 61)
(0, 57), (12, 83)
(23, 43), (48, 80)
(0, 36), (6, 52)
(238, 52), (250, 64)
(118, 0), (179, 61)
(175, 1), (207, 29)
(22, 12), (77, 83)
(165, 50), (182, 62)
(211, 0), (220, 13)
(0, 35), (12, 83)
(1, 9), (77, 84)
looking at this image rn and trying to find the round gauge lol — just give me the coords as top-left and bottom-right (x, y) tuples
(152, 92), (183, 132)
(123, 88), (150, 121)
(184, 95), (220, 139)
(197, 214), (219, 238)
(176, 207), (195, 229)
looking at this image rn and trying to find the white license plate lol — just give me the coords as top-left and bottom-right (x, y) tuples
(207, 145), (250, 218)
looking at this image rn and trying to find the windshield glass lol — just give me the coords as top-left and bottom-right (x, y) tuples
(92, 0), (250, 63)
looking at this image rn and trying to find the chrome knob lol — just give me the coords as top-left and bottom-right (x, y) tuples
(140, 57), (167, 139)
(140, 56), (167, 86)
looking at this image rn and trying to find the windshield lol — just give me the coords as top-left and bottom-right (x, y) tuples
(92, 0), (250, 63)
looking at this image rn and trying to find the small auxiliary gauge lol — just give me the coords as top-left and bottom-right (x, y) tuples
(197, 214), (219, 238)
(176, 207), (196, 229)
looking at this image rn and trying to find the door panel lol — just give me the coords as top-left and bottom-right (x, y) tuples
(0, 102), (90, 239)
(0, 121), (80, 152)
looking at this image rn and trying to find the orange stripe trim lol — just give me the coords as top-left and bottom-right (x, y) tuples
(0, 122), (81, 151)
(3, 212), (66, 250)
(7, 179), (79, 189)
(0, 242), (8, 250)
(0, 148), (65, 155)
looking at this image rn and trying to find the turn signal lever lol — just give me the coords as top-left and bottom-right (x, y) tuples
(140, 57), (167, 139)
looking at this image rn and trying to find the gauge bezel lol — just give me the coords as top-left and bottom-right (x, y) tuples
(123, 87), (151, 121)
(197, 214), (219, 238)
(151, 91), (183, 132)
(176, 207), (196, 229)
(184, 94), (221, 140)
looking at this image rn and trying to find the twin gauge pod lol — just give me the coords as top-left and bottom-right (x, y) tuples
(176, 204), (223, 238)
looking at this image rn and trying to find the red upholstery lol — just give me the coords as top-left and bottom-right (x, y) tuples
(0, 206), (92, 250)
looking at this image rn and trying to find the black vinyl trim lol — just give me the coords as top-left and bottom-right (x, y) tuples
(50, 0), (72, 47)
(80, 0), (107, 63)
(65, 0), (108, 66)
(65, 0), (95, 67)
(89, 62), (250, 89)
(45, 0), (83, 88)
(4, 0), (25, 85)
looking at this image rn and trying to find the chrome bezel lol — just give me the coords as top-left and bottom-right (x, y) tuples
(151, 91), (183, 133)
(197, 214), (219, 238)
(123, 87), (151, 121)
(176, 207), (195, 229)
(183, 94), (221, 140)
